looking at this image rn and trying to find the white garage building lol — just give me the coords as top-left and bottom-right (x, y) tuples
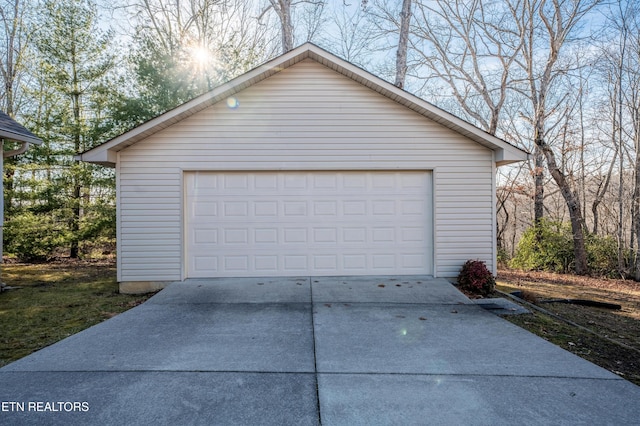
(79, 43), (527, 293)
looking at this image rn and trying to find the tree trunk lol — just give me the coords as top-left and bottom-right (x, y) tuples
(394, 0), (412, 89)
(592, 203), (599, 235)
(70, 48), (81, 259)
(538, 139), (589, 275)
(632, 132), (640, 281)
(279, 0), (294, 53)
(591, 150), (617, 235)
(70, 183), (80, 258)
(618, 79), (626, 273)
(533, 145), (545, 225)
(635, 164), (640, 280)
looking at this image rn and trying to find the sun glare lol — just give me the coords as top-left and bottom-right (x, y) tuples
(189, 45), (212, 68)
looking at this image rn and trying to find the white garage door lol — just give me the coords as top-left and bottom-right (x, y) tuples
(185, 171), (432, 278)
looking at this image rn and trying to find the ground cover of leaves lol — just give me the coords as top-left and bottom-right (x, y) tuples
(496, 269), (640, 386)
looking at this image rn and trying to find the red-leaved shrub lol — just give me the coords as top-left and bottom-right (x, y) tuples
(457, 260), (495, 296)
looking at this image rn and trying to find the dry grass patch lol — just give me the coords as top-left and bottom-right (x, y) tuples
(497, 269), (640, 386)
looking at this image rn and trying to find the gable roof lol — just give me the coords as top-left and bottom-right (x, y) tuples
(79, 43), (528, 167)
(0, 110), (42, 145)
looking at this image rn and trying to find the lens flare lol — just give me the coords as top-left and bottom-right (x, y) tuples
(226, 97), (240, 109)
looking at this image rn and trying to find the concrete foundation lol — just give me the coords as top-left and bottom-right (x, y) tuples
(119, 280), (171, 294)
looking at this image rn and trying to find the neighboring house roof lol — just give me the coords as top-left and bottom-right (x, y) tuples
(0, 110), (42, 145)
(79, 43), (529, 167)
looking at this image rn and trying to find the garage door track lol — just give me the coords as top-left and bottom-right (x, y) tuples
(2, 276), (640, 425)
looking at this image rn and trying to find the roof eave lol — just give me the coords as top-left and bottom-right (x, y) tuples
(75, 149), (116, 167)
(0, 129), (43, 145)
(495, 151), (530, 166)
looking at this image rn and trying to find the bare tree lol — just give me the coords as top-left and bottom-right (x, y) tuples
(590, 150), (617, 235)
(298, 0), (326, 44)
(322, 2), (379, 68)
(0, 0), (32, 116)
(607, 1), (640, 279)
(129, 0), (222, 52)
(590, 49), (626, 237)
(261, 0), (294, 52)
(497, 165), (527, 254)
(258, 0), (324, 53)
(128, 0), (272, 69)
(123, 0), (273, 116)
(410, 0), (525, 136)
(516, 0), (602, 275)
(364, 0), (412, 88)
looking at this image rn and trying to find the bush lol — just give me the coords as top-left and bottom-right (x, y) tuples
(3, 211), (70, 262)
(510, 219), (574, 273)
(457, 260), (495, 296)
(586, 234), (623, 277)
(497, 247), (510, 268)
(3, 198), (115, 261)
(510, 219), (627, 277)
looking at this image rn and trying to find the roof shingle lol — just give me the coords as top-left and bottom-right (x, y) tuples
(0, 110), (42, 145)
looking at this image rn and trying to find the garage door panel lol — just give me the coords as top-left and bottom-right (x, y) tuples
(185, 171), (432, 278)
(255, 201), (278, 216)
(193, 229), (218, 244)
(190, 225), (426, 248)
(190, 251), (429, 277)
(255, 228), (278, 243)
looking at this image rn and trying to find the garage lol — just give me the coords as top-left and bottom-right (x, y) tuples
(185, 170), (433, 278)
(78, 43), (528, 292)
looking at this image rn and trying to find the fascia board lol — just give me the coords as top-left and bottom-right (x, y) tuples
(0, 129), (42, 145)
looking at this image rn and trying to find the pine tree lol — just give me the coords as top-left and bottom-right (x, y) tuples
(24, 0), (116, 259)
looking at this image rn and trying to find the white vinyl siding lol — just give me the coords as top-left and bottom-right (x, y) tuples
(117, 59), (494, 282)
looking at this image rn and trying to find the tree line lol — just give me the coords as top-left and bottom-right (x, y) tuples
(1, 0), (639, 279)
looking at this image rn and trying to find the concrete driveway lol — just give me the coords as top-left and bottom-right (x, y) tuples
(1, 276), (639, 425)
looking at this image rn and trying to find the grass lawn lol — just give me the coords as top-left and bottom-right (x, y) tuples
(0, 261), (154, 367)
